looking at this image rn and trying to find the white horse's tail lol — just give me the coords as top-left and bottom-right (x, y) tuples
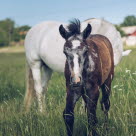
(24, 63), (35, 112)
(122, 50), (132, 56)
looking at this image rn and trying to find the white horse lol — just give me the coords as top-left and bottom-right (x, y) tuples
(24, 18), (131, 112)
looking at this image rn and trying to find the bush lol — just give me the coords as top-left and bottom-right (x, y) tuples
(0, 18), (31, 47)
(115, 25), (126, 37)
(121, 15), (136, 26)
(0, 29), (9, 46)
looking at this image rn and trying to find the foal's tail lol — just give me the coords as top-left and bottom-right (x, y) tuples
(24, 63), (35, 112)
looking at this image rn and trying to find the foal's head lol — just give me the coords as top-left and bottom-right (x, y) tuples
(59, 19), (92, 86)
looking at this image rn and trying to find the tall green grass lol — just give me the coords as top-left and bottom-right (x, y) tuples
(0, 48), (135, 136)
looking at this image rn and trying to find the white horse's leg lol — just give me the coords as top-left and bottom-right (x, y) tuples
(24, 63), (35, 112)
(31, 62), (45, 112)
(41, 64), (52, 111)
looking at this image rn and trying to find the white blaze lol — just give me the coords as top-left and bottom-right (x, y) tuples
(72, 40), (80, 49)
(73, 53), (80, 75)
(72, 40), (80, 75)
(72, 40), (81, 83)
(73, 53), (81, 83)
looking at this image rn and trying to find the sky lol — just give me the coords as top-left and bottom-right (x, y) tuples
(0, 0), (136, 27)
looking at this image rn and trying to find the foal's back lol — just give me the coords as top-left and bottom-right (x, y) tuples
(86, 34), (114, 85)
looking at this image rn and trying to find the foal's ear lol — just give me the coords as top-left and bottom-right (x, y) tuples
(82, 24), (92, 39)
(59, 25), (69, 40)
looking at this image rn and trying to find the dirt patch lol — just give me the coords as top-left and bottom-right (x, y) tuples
(0, 46), (24, 53)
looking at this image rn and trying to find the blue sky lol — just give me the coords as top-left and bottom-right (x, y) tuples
(0, 0), (136, 26)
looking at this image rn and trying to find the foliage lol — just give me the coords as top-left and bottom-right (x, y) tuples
(0, 18), (14, 46)
(0, 47), (136, 136)
(11, 29), (20, 42)
(17, 25), (31, 32)
(115, 25), (126, 37)
(13, 25), (31, 41)
(0, 18), (15, 34)
(0, 29), (9, 46)
(0, 18), (30, 47)
(121, 15), (136, 26)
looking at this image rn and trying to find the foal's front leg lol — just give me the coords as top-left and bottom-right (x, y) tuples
(83, 85), (100, 136)
(63, 88), (81, 136)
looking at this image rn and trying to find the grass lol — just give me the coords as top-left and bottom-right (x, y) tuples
(0, 47), (136, 136)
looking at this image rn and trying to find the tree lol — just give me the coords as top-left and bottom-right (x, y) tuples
(0, 29), (9, 47)
(16, 25), (30, 40)
(0, 18), (15, 45)
(0, 18), (31, 46)
(17, 25), (30, 32)
(121, 15), (136, 26)
(12, 29), (21, 42)
(115, 25), (126, 37)
(11, 25), (30, 41)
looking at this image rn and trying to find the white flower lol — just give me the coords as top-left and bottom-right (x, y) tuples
(113, 85), (118, 88)
(132, 72), (136, 75)
(126, 69), (130, 73)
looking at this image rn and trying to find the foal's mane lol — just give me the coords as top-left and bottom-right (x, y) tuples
(67, 19), (81, 36)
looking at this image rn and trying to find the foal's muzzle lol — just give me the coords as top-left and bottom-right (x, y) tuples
(70, 76), (82, 88)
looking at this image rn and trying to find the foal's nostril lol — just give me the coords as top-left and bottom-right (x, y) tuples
(70, 76), (74, 83)
(79, 76), (82, 82)
(70, 76), (82, 85)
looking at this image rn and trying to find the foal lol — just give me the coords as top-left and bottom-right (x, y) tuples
(59, 19), (114, 136)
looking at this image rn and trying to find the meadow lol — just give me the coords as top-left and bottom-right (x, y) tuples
(0, 47), (135, 136)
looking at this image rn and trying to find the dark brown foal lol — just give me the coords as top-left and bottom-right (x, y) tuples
(59, 19), (114, 136)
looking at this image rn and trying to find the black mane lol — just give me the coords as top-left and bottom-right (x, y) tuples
(67, 19), (81, 36)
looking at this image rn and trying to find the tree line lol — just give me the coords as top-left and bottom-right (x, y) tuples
(115, 15), (136, 37)
(0, 15), (136, 47)
(0, 18), (30, 47)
